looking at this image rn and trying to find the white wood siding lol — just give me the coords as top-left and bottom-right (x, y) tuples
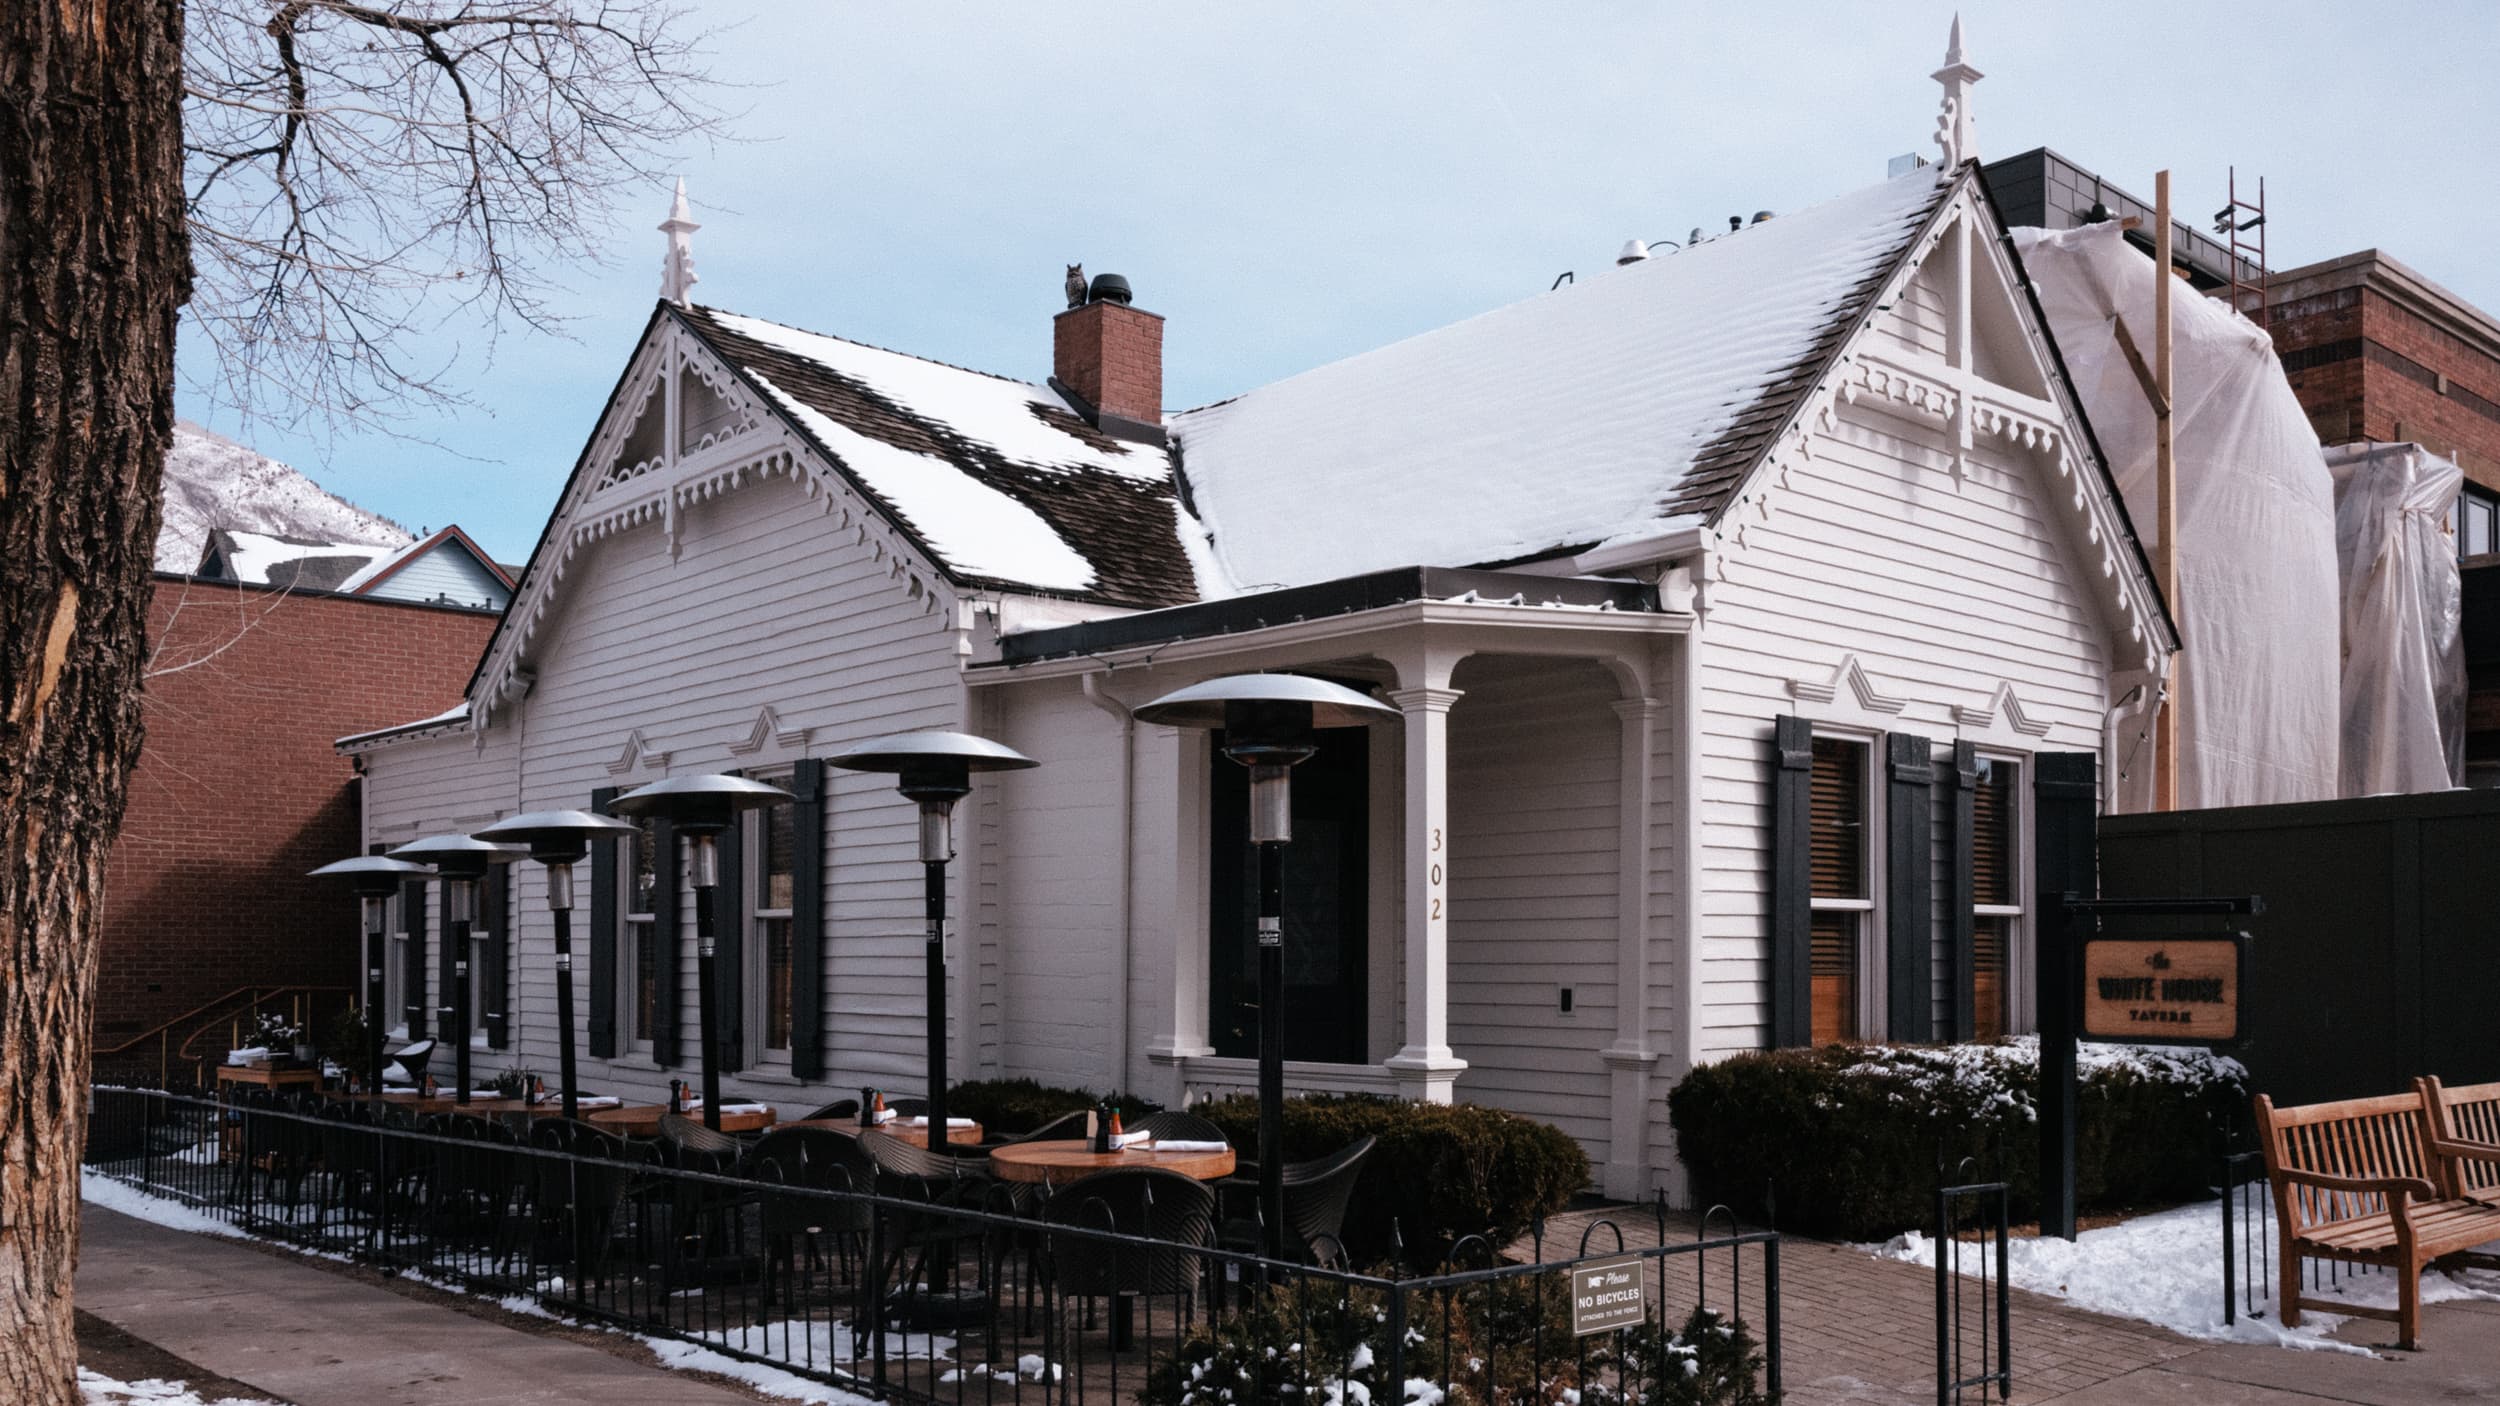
(1690, 402), (2109, 1058)
(366, 547), (509, 612)
(359, 469), (970, 1109)
(1447, 655), (1621, 1160)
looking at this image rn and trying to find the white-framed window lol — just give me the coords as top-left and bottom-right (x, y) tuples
(2460, 482), (2498, 560)
(746, 778), (797, 1063)
(466, 874), (497, 1048)
(1970, 752), (2028, 1039)
(384, 882), (413, 1040)
(623, 816), (663, 1053)
(1808, 732), (1881, 1043)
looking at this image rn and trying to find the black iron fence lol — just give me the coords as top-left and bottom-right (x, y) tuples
(1933, 1173), (2008, 1406)
(86, 1085), (1780, 1406)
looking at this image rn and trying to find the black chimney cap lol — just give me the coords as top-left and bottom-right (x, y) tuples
(1087, 273), (1134, 306)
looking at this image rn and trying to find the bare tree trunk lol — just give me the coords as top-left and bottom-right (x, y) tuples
(0, 1), (190, 1400)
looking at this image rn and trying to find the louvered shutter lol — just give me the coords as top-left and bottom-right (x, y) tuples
(1884, 733), (1935, 1041)
(1946, 743), (1978, 1041)
(401, 875), (430, 1040)
(1768, 716), (1814, 1047)
(789, 759), (828, 1080)
(650, 816), (680, 1067)
(588, 786), (619, 1058)
(714, 804), (745, 1073)
(483, 860), (512, 1048)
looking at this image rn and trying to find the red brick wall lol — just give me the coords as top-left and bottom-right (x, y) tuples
(94, 577), (496, 1052)
(2359, 294), (2500, 494)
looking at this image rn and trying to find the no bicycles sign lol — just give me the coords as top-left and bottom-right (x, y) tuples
(1568, 1256), (1646, 1336)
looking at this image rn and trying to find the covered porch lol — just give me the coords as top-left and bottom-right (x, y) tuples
(977, 567), (1696, 1198)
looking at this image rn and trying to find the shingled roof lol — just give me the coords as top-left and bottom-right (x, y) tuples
(677, 305), (1203, 610)
(1167, 166), (1957, 592)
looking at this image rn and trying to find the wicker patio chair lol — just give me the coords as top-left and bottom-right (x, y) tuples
(1040, 1168), (1215, 1348)
(1218, 1134), (1375, 1268)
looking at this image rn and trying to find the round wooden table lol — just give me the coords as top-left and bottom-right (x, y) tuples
(587, 1103), (777, 1138)
(986, 1138), (1236, 1184)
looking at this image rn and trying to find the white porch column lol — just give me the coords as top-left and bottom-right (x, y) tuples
(1142, 723), (1213, 1104)
(1601, 694), (1662, 1199)
(1384, 679), (1466, 1102)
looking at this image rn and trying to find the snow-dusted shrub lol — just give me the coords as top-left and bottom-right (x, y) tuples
(1666, 1036), (2246, 1241)
(1137, 1278), (1769, 1406)
(1193, 1093), (1589, 1267)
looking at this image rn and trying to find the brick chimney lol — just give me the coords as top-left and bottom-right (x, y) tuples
(1052, 273), (1164, 444)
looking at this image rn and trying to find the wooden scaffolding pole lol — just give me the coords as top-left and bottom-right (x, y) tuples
(2153, 170), (2180, 811)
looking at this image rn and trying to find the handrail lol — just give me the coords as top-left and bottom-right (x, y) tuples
(173, 986), (351, 1063)
(94, 984), (348, 1057)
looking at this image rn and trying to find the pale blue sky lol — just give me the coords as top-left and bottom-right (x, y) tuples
(174, 1), (2500, 562)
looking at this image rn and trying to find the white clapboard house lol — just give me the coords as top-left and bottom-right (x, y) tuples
(344, 43), (2173, 1196)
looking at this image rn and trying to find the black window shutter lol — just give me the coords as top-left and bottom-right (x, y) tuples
(1884, 733), (1936, 1041)
(482, 860), (511, 1049)
(1946, 742), (1979, 1041)
(588, 786), (619, 1058)
(402, 876), (430, 1040)
(1768, 716), (1815, 1047)
(651, 815), (680, 1067)
(715, 804), (745, 1073)
(789, 759), (827, 1081)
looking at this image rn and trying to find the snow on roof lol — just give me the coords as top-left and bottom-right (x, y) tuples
(335, 698), (470, 749)
(679, 306), (1203, 608)
(213, 529), (397, 588)
(1170, 169), (1951, 590)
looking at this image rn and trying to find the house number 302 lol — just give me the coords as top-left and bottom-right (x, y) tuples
(1430, 827), (1444, 921)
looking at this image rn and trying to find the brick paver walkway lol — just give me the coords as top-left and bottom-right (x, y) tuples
(1525, 1203), (2500, 1405)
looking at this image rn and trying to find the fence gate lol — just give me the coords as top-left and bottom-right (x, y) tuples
(1935, 1171), (2010, 1404)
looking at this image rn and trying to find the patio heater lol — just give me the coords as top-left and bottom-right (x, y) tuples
(827, 732), (1037, 1141)
(1135, 674), (1395, 1259)
(608, 774), (794, 1130)
(472, 809), (639, 1121)
(307, 854), (434, 1093)
(387, 834), (524, 1103)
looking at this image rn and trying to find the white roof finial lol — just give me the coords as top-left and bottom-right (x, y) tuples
(659, 178), (700, 307)
(1931, 14), (1983, 172)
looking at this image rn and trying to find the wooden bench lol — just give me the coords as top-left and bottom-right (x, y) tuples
(2253, 1090), (2500, 1348)
(2419, 1077), (2500, 1208)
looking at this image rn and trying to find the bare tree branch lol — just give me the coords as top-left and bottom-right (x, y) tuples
(181, 0), (726, 436)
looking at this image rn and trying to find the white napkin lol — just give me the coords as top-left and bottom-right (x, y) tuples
(574, 1095), (622, 1109)
(1109, 1130), (1154, 1149)
(905, 1117), (977, 1127)
(871, 1109), (897, 1124)
(1155, 1140), (1228, 1153)
(226, 1047), (270, 1065)
(694, 1102), (769, 1116)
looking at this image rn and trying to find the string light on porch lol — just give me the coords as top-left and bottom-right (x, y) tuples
(306, 854), (434, 1094)
(608, 774), (795, 1130)
(471, 809), (639, 1121)
(385, 834), (525, 1102)
(1134, 673), (1396, 1259)
(827, 732), (1037, 1143)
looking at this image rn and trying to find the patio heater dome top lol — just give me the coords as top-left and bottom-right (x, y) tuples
(1132, 673), (1398, 732)
(608, 772), (795, 834)
(389, 832), (526, 878)
(472, 809), (639, 863)
(307, 854), (433, 897)
(827, 730), (1039, 775)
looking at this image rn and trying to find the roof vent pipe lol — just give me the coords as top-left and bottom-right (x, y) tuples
(1616, 239), (1651, 265)
(1752, 210), (1775, 224)
(1087, 273), (1133, 306)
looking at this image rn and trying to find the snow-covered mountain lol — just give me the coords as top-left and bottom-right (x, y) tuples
(158, 421), (412, 572)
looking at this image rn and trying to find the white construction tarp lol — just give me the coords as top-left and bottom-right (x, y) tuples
(2323, 442), (2465, 795)
(2012, 223), (2341, 811)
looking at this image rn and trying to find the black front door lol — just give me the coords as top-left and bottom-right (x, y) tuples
(1209, 727), (1369, 1064)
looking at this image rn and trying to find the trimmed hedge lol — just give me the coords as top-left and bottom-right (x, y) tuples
(1666, 1037), (2246, 1242)
(1193, 1092), (1588, 1265)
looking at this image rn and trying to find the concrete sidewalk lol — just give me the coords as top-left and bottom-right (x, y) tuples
(77, 1205), (763, 1406)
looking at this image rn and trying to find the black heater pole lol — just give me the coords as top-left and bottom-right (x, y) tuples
(692, 836), (724, 1131)
(363, 897), (389, 1094)
(450, 881), (473, 1104)
(1256, 838), (1286, 1261)
(925, 857), (950, 1138)
(550, 866), (581, 1123)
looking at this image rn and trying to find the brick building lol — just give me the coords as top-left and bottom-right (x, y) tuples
(92, 574), (496, 1079)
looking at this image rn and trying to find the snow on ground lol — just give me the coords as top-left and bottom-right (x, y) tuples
(77, 1367), (282, 1406)
(635, 1335), (883, 1406)
(1872, 1194), (2500, 1356)
(81, 1170), (247, 1240)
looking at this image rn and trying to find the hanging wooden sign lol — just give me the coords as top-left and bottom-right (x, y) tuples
(2080, 935), (2244, 1045)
